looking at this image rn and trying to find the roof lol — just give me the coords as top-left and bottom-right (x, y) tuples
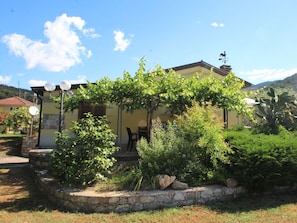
(166, 60), (252, 88)
(167, 60), (228, 76)
(0, 96), (35, 106)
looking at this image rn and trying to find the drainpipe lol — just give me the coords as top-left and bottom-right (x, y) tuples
(36, 94), (43, 147)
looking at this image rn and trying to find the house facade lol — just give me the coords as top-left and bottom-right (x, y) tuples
(31, 60), (252, 148)
(0, 96), (35, 112)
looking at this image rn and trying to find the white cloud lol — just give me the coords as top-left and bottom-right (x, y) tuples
(211, 22), (224, 27)
(239, 68), (297, 84)
(132, 57), (141, 62)
(83, 28), (101, 38)
(68, 75), (87, 85)
(28, 80), (47, 87)
(113, 30), (131, 51)
(28, 75), (87, 87)
(17, 72), (24, 77)
(0, 75), (11, 84)
(2, 13), (100, 72)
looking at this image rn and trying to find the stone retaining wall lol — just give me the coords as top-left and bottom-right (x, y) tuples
(29, 149), (297, 213)
(29, 149), (52, 169)
(33, 169), (245, 213)
(21, 136), (38, 157)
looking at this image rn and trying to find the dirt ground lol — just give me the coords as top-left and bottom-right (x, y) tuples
(0, 137), (23, 157)
(0, 137), (55, 212)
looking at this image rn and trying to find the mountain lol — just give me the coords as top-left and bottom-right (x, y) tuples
(247, 81), (275, 90)
(248, 73), (297, 94)
(270, 73), (297, 92)
(0, 84), (34, 102)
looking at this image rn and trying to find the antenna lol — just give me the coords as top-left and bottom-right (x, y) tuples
(218, 51), (228, 64)
(18, 80), (21, 97)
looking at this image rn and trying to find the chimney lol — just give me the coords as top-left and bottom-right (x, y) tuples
(220, 65), (232, 73)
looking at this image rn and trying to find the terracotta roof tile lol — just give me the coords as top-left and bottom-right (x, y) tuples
(0, 96), (34, 106)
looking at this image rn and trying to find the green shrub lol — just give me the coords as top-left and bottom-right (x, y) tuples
(137, 104), (232, 186)
(2, 107), (33, 133)
(137, 118), (180, 181)
(175, 105), (232, 185)
(224, 128), (297, 192)
(50, 113), (119, 186)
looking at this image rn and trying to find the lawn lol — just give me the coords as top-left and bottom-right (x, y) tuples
(1, 137), (297, 222)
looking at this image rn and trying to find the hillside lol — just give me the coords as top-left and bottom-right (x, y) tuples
(248, 73), (297, 95)
(247, 81), (274, 90)
(0, 84), (34, 101)
(270, 73), (297, 92)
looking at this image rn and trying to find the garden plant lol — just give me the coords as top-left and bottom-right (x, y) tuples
(50, 113), (119, 185)
(1, 106), (35, 134)
(137, 104), (232, 186)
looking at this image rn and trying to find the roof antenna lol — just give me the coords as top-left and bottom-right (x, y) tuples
(219, 51), (228, 64)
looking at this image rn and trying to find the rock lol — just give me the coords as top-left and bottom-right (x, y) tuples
(156, 174), (176, 190)
(226, 178), (238, 188)
(171, 180), (189, 190)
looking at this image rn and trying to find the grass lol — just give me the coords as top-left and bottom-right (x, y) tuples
(1, 167), (297, 223)
(96, 164), (153, 192)
(0, 134), (25, 138)
(1, 137), (297, 222)
(96, 165), (135, 191)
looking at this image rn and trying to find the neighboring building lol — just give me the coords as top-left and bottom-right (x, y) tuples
(31, 60), (252, 148)
(0, 96), (35, 112)
(0, 96), (36, 134)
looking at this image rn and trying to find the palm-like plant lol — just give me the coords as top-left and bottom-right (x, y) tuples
(255, 87), (297, 134)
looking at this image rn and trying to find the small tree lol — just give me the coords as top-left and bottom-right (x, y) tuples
(3, 107), (32, 133)
(50, 113), (119, 185)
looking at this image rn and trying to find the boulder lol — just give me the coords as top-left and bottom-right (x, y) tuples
(226, 178), (238, 188)
(156, 174), (176, 190)
(171, 180), (189, 190)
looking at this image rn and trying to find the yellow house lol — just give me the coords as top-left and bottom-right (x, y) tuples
(0, 96), (35, 112)
(0, 96), (36, 134)
(31, 60), (252, 148)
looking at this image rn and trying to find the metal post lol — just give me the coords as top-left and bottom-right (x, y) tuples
(58, 90), (64, 133)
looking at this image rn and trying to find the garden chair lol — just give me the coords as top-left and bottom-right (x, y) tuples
(126, 127), (138, 151)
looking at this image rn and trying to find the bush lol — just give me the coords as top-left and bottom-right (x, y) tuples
(137, 119), (180, 182)
(50, 113), (119, 186)
(137, 104), (232, 186)
(2, 107), (32, 133)
(224, 128), (297, 192)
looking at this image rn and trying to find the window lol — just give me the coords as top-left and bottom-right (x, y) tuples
(78, 103), (106, 119)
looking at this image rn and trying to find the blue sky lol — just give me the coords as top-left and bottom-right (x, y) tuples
(1, 0), (297, 90)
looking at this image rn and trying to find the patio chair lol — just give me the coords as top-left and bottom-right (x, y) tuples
(126, 127), (138, 151)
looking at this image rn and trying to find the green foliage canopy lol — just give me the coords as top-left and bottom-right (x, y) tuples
(65, 59), (252, 127)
